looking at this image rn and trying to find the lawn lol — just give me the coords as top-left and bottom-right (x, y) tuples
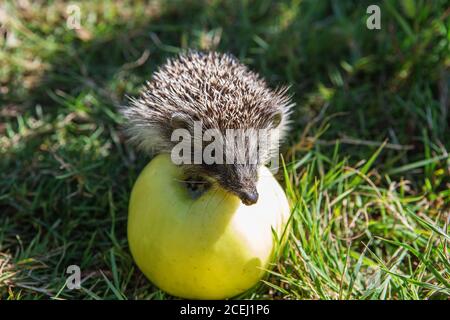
(0, 0), (449, 300)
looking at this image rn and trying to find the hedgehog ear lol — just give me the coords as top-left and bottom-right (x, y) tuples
(269, 111), (283, 129)
(171, 113), (193, 130)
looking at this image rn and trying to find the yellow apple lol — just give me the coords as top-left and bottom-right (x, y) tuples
(127, 154), (290, 299)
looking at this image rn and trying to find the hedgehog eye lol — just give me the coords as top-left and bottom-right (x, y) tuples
(270, 112), (282, 128)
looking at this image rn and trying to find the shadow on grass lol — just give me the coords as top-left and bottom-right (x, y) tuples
(0, 0), (448, 299)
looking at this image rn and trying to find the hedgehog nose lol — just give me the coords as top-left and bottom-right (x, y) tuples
(240, 190), (259, 206)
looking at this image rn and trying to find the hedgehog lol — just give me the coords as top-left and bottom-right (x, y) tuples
(120, 51), (293, 205)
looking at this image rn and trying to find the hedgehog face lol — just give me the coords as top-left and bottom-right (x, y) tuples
(199, 163), (259, 206)
(122, 51), (294, 206)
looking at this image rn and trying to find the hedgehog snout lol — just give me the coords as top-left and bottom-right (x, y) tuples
(227, 167), (260, 206)
(238, 189), (259, 206)
(215, 177), (259, 206)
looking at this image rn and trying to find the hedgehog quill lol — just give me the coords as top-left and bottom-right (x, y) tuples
(121, 51), (293, 205)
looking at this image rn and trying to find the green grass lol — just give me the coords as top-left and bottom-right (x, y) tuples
(0, 0), (449, 299)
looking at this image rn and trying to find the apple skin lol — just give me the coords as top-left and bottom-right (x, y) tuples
(128, 154), (290, 299)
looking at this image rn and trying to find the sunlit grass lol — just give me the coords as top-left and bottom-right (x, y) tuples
(0, 0), (448, 299)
